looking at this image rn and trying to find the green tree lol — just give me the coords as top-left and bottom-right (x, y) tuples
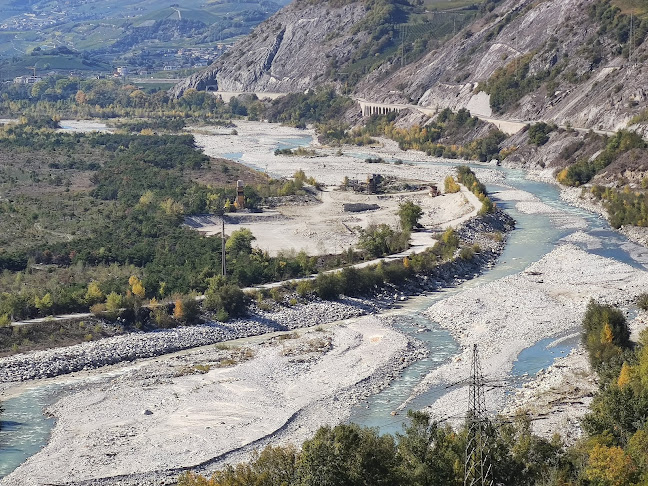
(297, 424), (400, 486)
(444, 176), (460, 193)
(105, 292), (123, 319)
(358, 224), (408, 258)
(398, 201), (423, 231)
(582, 299), (630, 369)
(203, 276), (246, 321)
(396, 411), (461, 486)
(34, 293), (53, 316)
(226, 228), (256, 258)
(85, 281), (104, 306)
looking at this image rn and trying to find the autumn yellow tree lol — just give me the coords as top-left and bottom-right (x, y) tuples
(601, 322), (614, 344)
(173, 299), (184, 320)
(618, 362), (632, 388)
(75, 90), (87, 104)
(105, 292), (123, 319)
(34, 293), (53, 316)
(85, 281), (104, 306)
(129, 276), (146, 299)
(585, 444), (637, 486)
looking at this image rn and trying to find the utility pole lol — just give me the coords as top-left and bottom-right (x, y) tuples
(629, 14), (635, 69)
(221, 218), (226, 277)
(464, 344), (494, 486)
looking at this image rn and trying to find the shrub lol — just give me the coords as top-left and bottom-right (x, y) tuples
(638, 293), (648, 311)
(357, 224), (409, 258)
(398, 201), (423, 231)
(174, 295), (201, 324)
(444, 176), (460, 193)
(314, 273), (341, 300)
(296, 280), (314, 297)
(204, 276), (247, 320)
(459, 247), (475, 260)
(582, 299), (631, 369)
(527, 122), (556, 146)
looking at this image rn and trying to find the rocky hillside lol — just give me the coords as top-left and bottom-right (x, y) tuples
(366, 0), (648, 134)
(175, 0), (648, 135)
(171, 0), (371, 95)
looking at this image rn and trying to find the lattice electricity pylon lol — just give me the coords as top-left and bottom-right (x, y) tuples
(464, 344), (494, 486)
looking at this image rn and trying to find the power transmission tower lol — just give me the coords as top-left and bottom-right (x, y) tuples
(464, 344), (494, 486)
(399, 24), (408, 67)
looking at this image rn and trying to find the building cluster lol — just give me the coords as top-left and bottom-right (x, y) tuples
(13, 75), (43, 85)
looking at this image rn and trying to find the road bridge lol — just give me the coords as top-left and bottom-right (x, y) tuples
(205, 91), (625, 138)
(355, 97), (526, 135)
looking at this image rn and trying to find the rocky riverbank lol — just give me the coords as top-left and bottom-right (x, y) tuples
(415, 242), (648, 437)
(0, 317), (425, 486)
(0, 208), (513, 386)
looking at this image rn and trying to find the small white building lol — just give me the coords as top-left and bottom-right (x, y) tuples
(13, 75), (42, 84)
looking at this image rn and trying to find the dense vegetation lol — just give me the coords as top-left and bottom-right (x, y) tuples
(178, 410), (562, 486)
(590, 0), (648, 58)
(557, 130), (646, 187)
(456, 165), (495, 215)
(265, 87), (355, 128)
(320, 109), (507, 162)
(0, 120), (330, 325)
(0, 77), (264, 120)
(590, 184), (648, 228)
(0, 110), (496, 336)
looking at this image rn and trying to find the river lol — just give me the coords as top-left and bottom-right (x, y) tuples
(1, 133), (647, 478)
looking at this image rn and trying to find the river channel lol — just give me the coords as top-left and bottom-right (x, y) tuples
(1, 136), (647, 478)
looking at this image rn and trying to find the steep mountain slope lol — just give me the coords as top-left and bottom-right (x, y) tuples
(171, 0), (479, 96)
(175, 0), (648, 134)
(366, 0), (648, 133)
(173, 1), (369, 94)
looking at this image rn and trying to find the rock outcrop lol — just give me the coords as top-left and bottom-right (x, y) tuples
(174, 0), (648, 134)
(171, 1), (368, 97)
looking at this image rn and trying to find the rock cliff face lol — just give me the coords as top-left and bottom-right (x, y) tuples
(174, 0), (648, 133)
(171, 1), (368, 96)
(361, 0), (648, 132)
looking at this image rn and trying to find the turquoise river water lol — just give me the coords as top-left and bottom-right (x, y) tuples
(2, 149), (647, 477)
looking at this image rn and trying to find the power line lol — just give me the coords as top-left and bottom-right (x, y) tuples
(464, 344), (494, 486)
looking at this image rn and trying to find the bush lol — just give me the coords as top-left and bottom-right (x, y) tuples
(582, 299), (631, 369)
(527, 122), (556, 146)
(357, 224), (409, 259)
(398, 201), (423, 231)
(638, 293), (648, 311)
(173, 295), (201, 324)
(203, 276), (246, 320)
(314, 273), (341, 300)
(296, 280), (314, 297)
(444, 176), (460, 193)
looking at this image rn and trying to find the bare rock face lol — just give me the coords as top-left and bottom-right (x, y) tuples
(360, 0), (648, 133)
(171, 1), (368, 97)
(174, 0), (648, 134)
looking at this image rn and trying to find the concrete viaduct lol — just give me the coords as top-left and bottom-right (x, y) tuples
(356, 97), (526, 135)
(207, 91), (528, 135)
